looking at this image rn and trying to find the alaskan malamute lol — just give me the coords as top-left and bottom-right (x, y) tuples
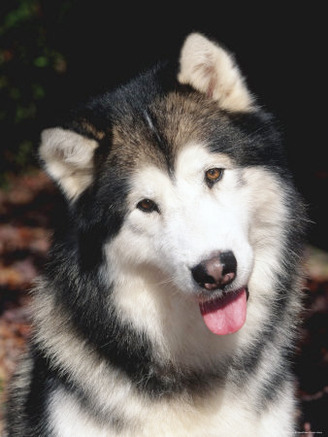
(6, 33), (307, 436)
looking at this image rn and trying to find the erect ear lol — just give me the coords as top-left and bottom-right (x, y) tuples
(39, 128), (99, 200)
(178, 33), (255, 112)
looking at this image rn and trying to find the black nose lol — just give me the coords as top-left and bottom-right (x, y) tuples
(191, 251), (237, 290)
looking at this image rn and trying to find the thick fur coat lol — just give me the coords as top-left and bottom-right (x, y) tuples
(6, 33), (306, 436)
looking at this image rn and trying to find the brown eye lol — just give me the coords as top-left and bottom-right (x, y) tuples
(137, 199), (159, 213)
(205, 168), (223, 187)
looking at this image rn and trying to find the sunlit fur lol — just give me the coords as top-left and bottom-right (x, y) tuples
(6, 33), (306, 436)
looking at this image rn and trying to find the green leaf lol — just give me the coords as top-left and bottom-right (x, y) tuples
(34, 56), (49, 68)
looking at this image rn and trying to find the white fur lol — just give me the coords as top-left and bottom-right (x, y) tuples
(104, 143), (289, 364)
(49, 387), (112, 437)
(178, 33), (255, 112)
(34, 142), (293, 436)
(39, 128), (98, 199)
(48, 370), (294, 437)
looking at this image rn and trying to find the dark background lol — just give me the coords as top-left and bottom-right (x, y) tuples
(0, 1), (327, 250)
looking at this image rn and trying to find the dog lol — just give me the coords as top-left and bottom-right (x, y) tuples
(6, 32), (307, 436)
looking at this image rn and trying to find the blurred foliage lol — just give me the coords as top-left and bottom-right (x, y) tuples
(0, 0), (72, 186)
(1, 0), (170, 187)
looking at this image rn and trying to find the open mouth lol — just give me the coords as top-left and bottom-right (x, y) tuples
(199, 287), (248, 335)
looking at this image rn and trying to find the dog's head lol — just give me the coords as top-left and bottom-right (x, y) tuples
(39, 33), (292, 335)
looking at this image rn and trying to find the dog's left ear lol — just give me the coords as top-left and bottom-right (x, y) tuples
(39, 128), (99, 200)
(178, 33), (255, 112)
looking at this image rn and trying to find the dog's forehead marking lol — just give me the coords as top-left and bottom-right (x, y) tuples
(143, 109), (163, 147)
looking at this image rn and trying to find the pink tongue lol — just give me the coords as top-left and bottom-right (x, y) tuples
(199, 288), (247, 335)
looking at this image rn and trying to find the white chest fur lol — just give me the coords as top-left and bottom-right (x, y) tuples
(48, 381), (294, 437)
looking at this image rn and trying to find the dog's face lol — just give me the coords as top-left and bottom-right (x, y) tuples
(108, 142), (254, 298)
(103, 127), (287, 338)
(39, 33), (289, 336)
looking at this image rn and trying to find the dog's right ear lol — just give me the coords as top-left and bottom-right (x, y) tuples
(39, 128), (99, 200)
